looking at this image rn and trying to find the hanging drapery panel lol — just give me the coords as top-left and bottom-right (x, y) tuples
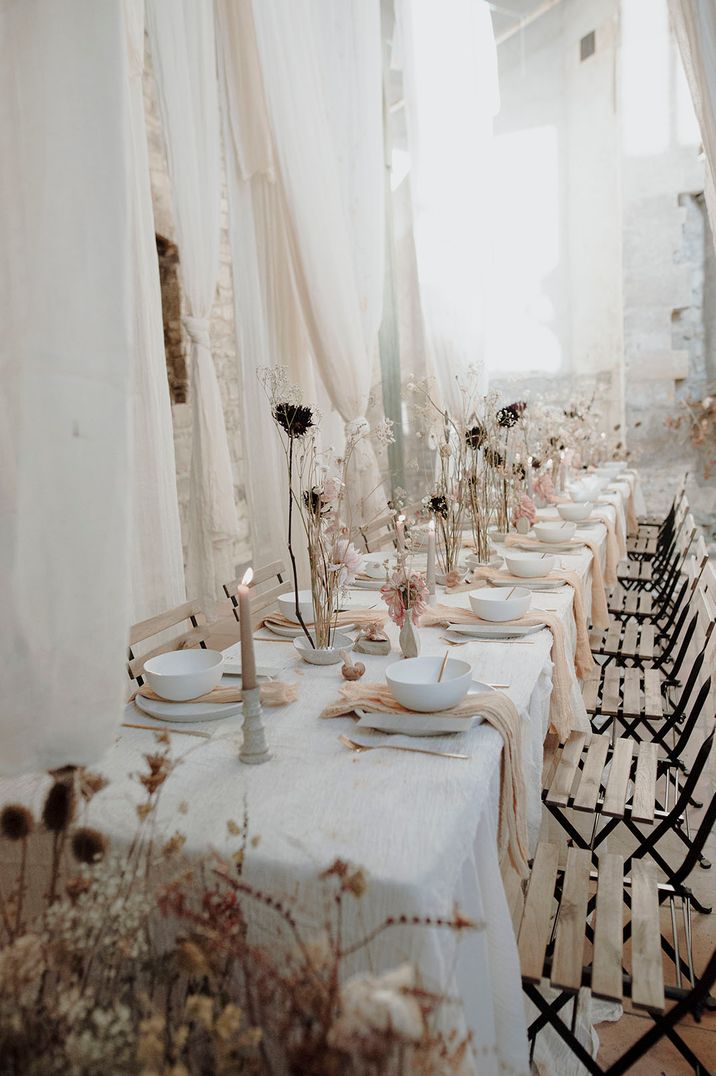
(147, 0), (239, 602)
(668, 0), (716, 242)
(397, 0), (498, 410)
(0, 0), (133, 774)
(250, 0), (388, 527)
(125, 0), (186, 621)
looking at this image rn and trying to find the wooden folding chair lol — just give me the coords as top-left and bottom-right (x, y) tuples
(128, 601), (211, 687)
(223, 560), (292, 628)
(519, 839), (716, 1075)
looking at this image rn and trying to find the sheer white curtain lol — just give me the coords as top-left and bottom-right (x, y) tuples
(397, 0), (498, 410)
(0, 0), (133, 774)
(147, 0), (239, 602)
(251, 0), (388, 526)
(668, 0), (716, 239)
(125, 0), (185, 621)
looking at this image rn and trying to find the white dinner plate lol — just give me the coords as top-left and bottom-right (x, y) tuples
(355, 680), (493, 736)
(133, 672), (245, 723)
(350, 578), (385, 591)
(515, 540), (585, 553)
(445, 622), (546, 640)
(487, 574), (567, 591)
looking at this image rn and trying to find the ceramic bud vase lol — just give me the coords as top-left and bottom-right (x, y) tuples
(399, 617), (420, 658)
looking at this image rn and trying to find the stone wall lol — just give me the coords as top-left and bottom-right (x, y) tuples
(142, 38), (252, 580)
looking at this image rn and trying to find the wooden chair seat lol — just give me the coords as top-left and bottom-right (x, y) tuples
(542, 731), (659, 824)
(626, 535), (658, 558)
(582, 667), (664, 720)
(617, 560), (652, 584)
(518, 843), (664, 1011)
(608, 587), (653, 618)
(589, 622), (656, 663)
(128, 600), (211, 684)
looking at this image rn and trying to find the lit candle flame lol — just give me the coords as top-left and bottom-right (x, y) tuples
(241, 567), (254, 587)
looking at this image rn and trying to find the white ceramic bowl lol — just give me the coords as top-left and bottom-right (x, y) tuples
(293, 631), (354, 665)
(557, 501), (593, 522)
(143, 649), (224, 702)
(504, 551), (557, 578)
(385, 656), (473, 712)
(534, 521), (577, 544)
(363, 552), (393, 580)
(568, 480), (602, 502)
(469, 586), (531, 622)
(278, 590), (315, 624)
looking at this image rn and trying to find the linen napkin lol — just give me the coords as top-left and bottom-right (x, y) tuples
(504, 534), (610, 630)
(590, 511), (622, 581)
(134, 681), (298, 707)
(322, 682), (529, 879)
(459, 566), (596, 679)
(260, 609), (386, 631)
(419, 604), (576, 741)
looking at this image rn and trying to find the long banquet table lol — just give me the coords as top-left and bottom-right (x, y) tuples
(0, 475), (645, 1075)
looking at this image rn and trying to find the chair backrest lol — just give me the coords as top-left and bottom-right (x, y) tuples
(356, 510), (396, 553)
(223, 560), (292, 626)
(128, 600), (210, 684)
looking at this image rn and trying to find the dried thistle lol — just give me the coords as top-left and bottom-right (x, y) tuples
(41, 779), (75, 833)
(71, 827), (108, 865)
(0, 804), (34, 841)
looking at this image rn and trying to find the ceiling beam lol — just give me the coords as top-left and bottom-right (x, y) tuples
(494, 0), (566, 46)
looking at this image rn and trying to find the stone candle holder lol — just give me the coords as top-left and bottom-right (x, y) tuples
(239, 687), (271, 765)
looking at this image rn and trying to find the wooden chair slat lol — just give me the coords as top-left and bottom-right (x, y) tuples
(542, 731), (561, 789)
(622, 621), (638, 658)
(128, 625), (209, 679)
(591, 853), (624, 1002)
(601, 667), (622, 715)
(631, 860), (665, 1012)
(622, 668), (641, 716)
(639, 625), (655, 660)
(644, 670), (663, 718)
(551, 846), (591, 992)
(250, 580), (293, 616)
(582, 676), (600, 712)
(632, 743), (659, 824)
(572, 735), (610, 812)
(546, 732), (586, 808)
(129, 600), (205, 646)
(518, 842), (560, 983)
(602, 738), (635, 817)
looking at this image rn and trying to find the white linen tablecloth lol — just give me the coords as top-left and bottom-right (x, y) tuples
(0, 478), (640, 1075)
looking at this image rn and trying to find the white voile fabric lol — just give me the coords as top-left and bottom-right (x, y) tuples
(147, 0), (239, 601)
(397, 0), (498, 410)
(0, 0), (133, 773)
(251, 0), (388, 526)
(668, 0), (716, 239)
(125, 0), (186, 621)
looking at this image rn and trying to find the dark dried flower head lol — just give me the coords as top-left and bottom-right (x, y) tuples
(272, 402), (314, 438)
(71, 827), (108, 865)
(303, 487), (326, 516)
(427, 494), (449, 518)
(465, 422), (486, 450)
(496, 406), (518, 429)
(0, 804), (34, 841)
(484, 447), (504, 469)
(531, 457), (542, 469)
(42, 779), (75, 833)
(512, 462), (526, 480)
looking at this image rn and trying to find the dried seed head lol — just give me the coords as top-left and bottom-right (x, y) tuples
(71, 827), (108, 865)
(42, 780), (76, 833)
(0, 804), (34, 841)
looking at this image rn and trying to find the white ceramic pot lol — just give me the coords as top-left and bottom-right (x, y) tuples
(293, 631), (354, 665)
(469, 586), (531, 622)
(385, 656), (473, 712)
(504, 551), (557, 578)
(143, 649), (224, 702)
(534, 521), (577, 544)
(557, 501), (593, 522)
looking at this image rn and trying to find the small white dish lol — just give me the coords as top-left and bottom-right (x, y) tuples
(504, 551), (557, 578)
(469, 586), (531, 622)
(568, 480), (602, 502)
(356, 680), (493, 735)
(143, 649), (224, 702)
(444, 623), (545, 640)
(557, 502), (593, 522)
(278, 590), (315, 624)
(293, 631), (354, 665)
(362, 552), (393, 580)
(534, 521), (577, 544)
(385, 656), (473, 712)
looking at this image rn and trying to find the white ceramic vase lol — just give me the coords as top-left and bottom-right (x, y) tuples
(399, 617), (420, 659)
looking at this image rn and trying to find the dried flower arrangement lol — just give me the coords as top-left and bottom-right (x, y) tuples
(665, 390), (716, 478)
(261, 368), (394, 650)
(0, 741), (479, 1074)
